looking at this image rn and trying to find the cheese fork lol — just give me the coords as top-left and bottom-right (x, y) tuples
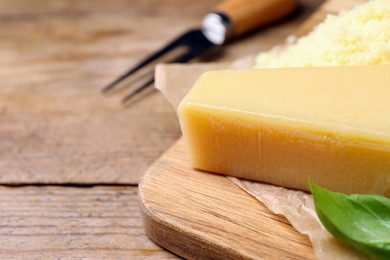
(102, 0), (298, 104)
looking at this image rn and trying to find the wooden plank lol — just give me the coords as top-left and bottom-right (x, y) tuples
(0, 0), (219, 185)
(0, 0), (221, 16)
(0, 0), (321, 185)
(0, 185), (177, 259)
(139, 0), (366, 258)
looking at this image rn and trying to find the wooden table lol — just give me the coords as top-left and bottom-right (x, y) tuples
(0, 0), (325, 258)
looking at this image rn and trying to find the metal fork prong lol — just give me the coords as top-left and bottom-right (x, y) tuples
(102, 34), (188, 94)
(120, 49), (202, 104)
(173, 49), (202, 63)
(121, 78), (155, 105)
(120, 43), (213, 104)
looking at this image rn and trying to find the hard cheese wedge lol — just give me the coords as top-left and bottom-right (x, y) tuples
(178, 66), (390, 196)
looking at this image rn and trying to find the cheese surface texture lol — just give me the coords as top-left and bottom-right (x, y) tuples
(178, 66), (390, 196)
(255, 0), (390, 68)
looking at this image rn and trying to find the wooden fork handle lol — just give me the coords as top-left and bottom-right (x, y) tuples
(215, 0), (298, 38)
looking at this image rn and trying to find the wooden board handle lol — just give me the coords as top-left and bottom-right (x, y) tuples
(215, 0), (298, 37)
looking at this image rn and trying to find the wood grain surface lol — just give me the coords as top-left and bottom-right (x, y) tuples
(0, 0), (218, 185)
(139, 0), (366, 259)
(0, 185), (177, 259)
(0, 0), (327, 258)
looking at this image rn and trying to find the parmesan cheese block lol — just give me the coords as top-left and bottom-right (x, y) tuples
(178, 66), (390, 196)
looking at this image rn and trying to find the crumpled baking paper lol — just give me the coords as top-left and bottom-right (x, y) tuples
(155, 60), (368, 260)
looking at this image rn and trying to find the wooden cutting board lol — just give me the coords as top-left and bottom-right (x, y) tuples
(139, 0), (366, 259)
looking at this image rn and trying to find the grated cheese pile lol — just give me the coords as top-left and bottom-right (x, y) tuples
(254, 0), (390, 68)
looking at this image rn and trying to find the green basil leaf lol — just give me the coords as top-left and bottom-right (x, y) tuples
(309, 181), (390, 260)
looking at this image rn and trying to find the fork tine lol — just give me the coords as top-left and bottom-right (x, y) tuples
(120, 47), (208, 104)
(102, 33), (189, 94)
(121, 77), (154, 105)
(173, 48), (206, 63)
(122, 52), (198, 104)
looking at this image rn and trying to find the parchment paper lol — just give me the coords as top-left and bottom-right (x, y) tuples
(155, 60), (369, 260)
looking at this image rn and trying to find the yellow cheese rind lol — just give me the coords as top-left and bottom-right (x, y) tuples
(178, 66), (390, 196)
